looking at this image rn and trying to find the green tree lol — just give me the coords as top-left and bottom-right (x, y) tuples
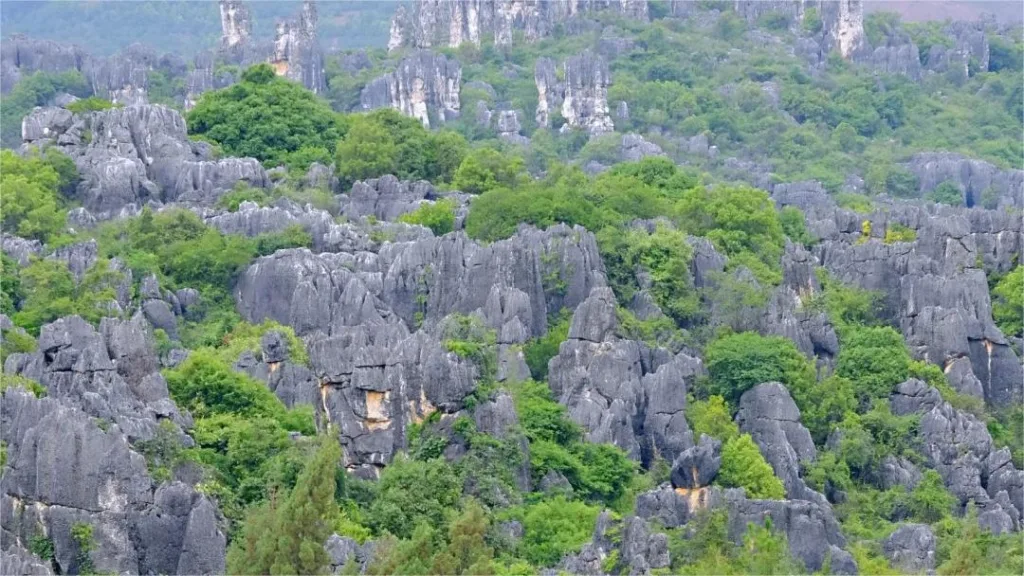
(368, 456), (461, 539)
(717, 434), (785, 499)
(270, 437), (341, 575)
(520, 496), (600, 566)
(687, 395), (739, 442)
(187, 64), (345, 168)
(453, 148), (527, 195)
(335, 115), (398, 185)
(704, 332), (816, 408)
(835, 326), (911, 404)
(397, 199), (457, 236)
(597, 222), (699, 325)
(0, 150), (66, 242)
(992, 267), (1022, 338)
(927, 181), (963, 206)
(226, 436), (342, 575)
(908, 470), (956, 523)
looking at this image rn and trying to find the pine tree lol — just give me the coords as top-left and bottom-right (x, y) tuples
(226, 436), (341, 575)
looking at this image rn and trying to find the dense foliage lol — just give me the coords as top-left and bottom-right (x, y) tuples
(187, 65), (346, 169)
(2, 4), (1022, 574)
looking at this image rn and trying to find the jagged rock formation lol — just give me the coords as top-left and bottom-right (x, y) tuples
(535, 50), (614, 134)
(0, 36), (188, 105)
(387, 0), (649, 52)
(635, 484), (856, 573)
(619, 133), (664, 162)
(736, 383), (830, 507)
(547, 287), (704, 464)
(235, 223), (606, 473)
(21, 104), (269, 219)
(733, 0), (866, 65)
(0, 35), (86, 94)
(219, 0), (252, 51)
(923, 22), (990, 82)
(339, 175), (441, 222)
(560, 511), (669, 575)
(183, 0), (325, 107)
(234, 331), (319, 410)
(891, 379), (1023, 533)
(772, 182), (1023, 406)
(269, 0), (327, 94)
(360, 51), (461, 128)
(1, 315), (226, 574)
(905, 152), (1023, 209)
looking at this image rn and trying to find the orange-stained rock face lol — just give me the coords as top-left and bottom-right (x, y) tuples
(674, 485), (711, 511)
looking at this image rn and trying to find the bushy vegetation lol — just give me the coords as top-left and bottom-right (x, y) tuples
(187, 64), (346, 169)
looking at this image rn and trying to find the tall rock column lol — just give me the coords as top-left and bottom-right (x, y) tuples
(220, 0), (252, 50)
(561, 49), (614, 134)
(535, 50), (614, 134)
(269, 0), (326, 94)
(834, 0), (866, 59)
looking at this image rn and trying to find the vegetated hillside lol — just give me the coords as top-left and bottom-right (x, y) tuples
(1, 1), (1022, 575)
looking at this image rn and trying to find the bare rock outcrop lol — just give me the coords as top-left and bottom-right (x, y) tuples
(360, 51), (461, 128)
(21, 104), (268, 219)
(546, 287), (703, 464)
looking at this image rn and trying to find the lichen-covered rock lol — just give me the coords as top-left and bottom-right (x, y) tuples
(361, 51), (461, 128)
(883, 524), (936, 572)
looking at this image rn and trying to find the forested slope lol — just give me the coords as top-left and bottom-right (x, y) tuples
(1, 1), (1022, 575)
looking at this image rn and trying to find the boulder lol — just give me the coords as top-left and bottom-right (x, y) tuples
(883, 524), (936, 572)
(670, 435), (722, 490)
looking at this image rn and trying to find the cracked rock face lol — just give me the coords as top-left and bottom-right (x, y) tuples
(361, 51), (461, 128)
(883, 524), (936, 572)
(21, 104), (269, 219)
(1, 314), (225, 574)
(1, 388), (225, 575)
(635, 485), (854, 573)
(269, 0), (326, 94)
(547, 287), (703, 464)
(736, 382), (832, 510)
(235, 223), (606, 472)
